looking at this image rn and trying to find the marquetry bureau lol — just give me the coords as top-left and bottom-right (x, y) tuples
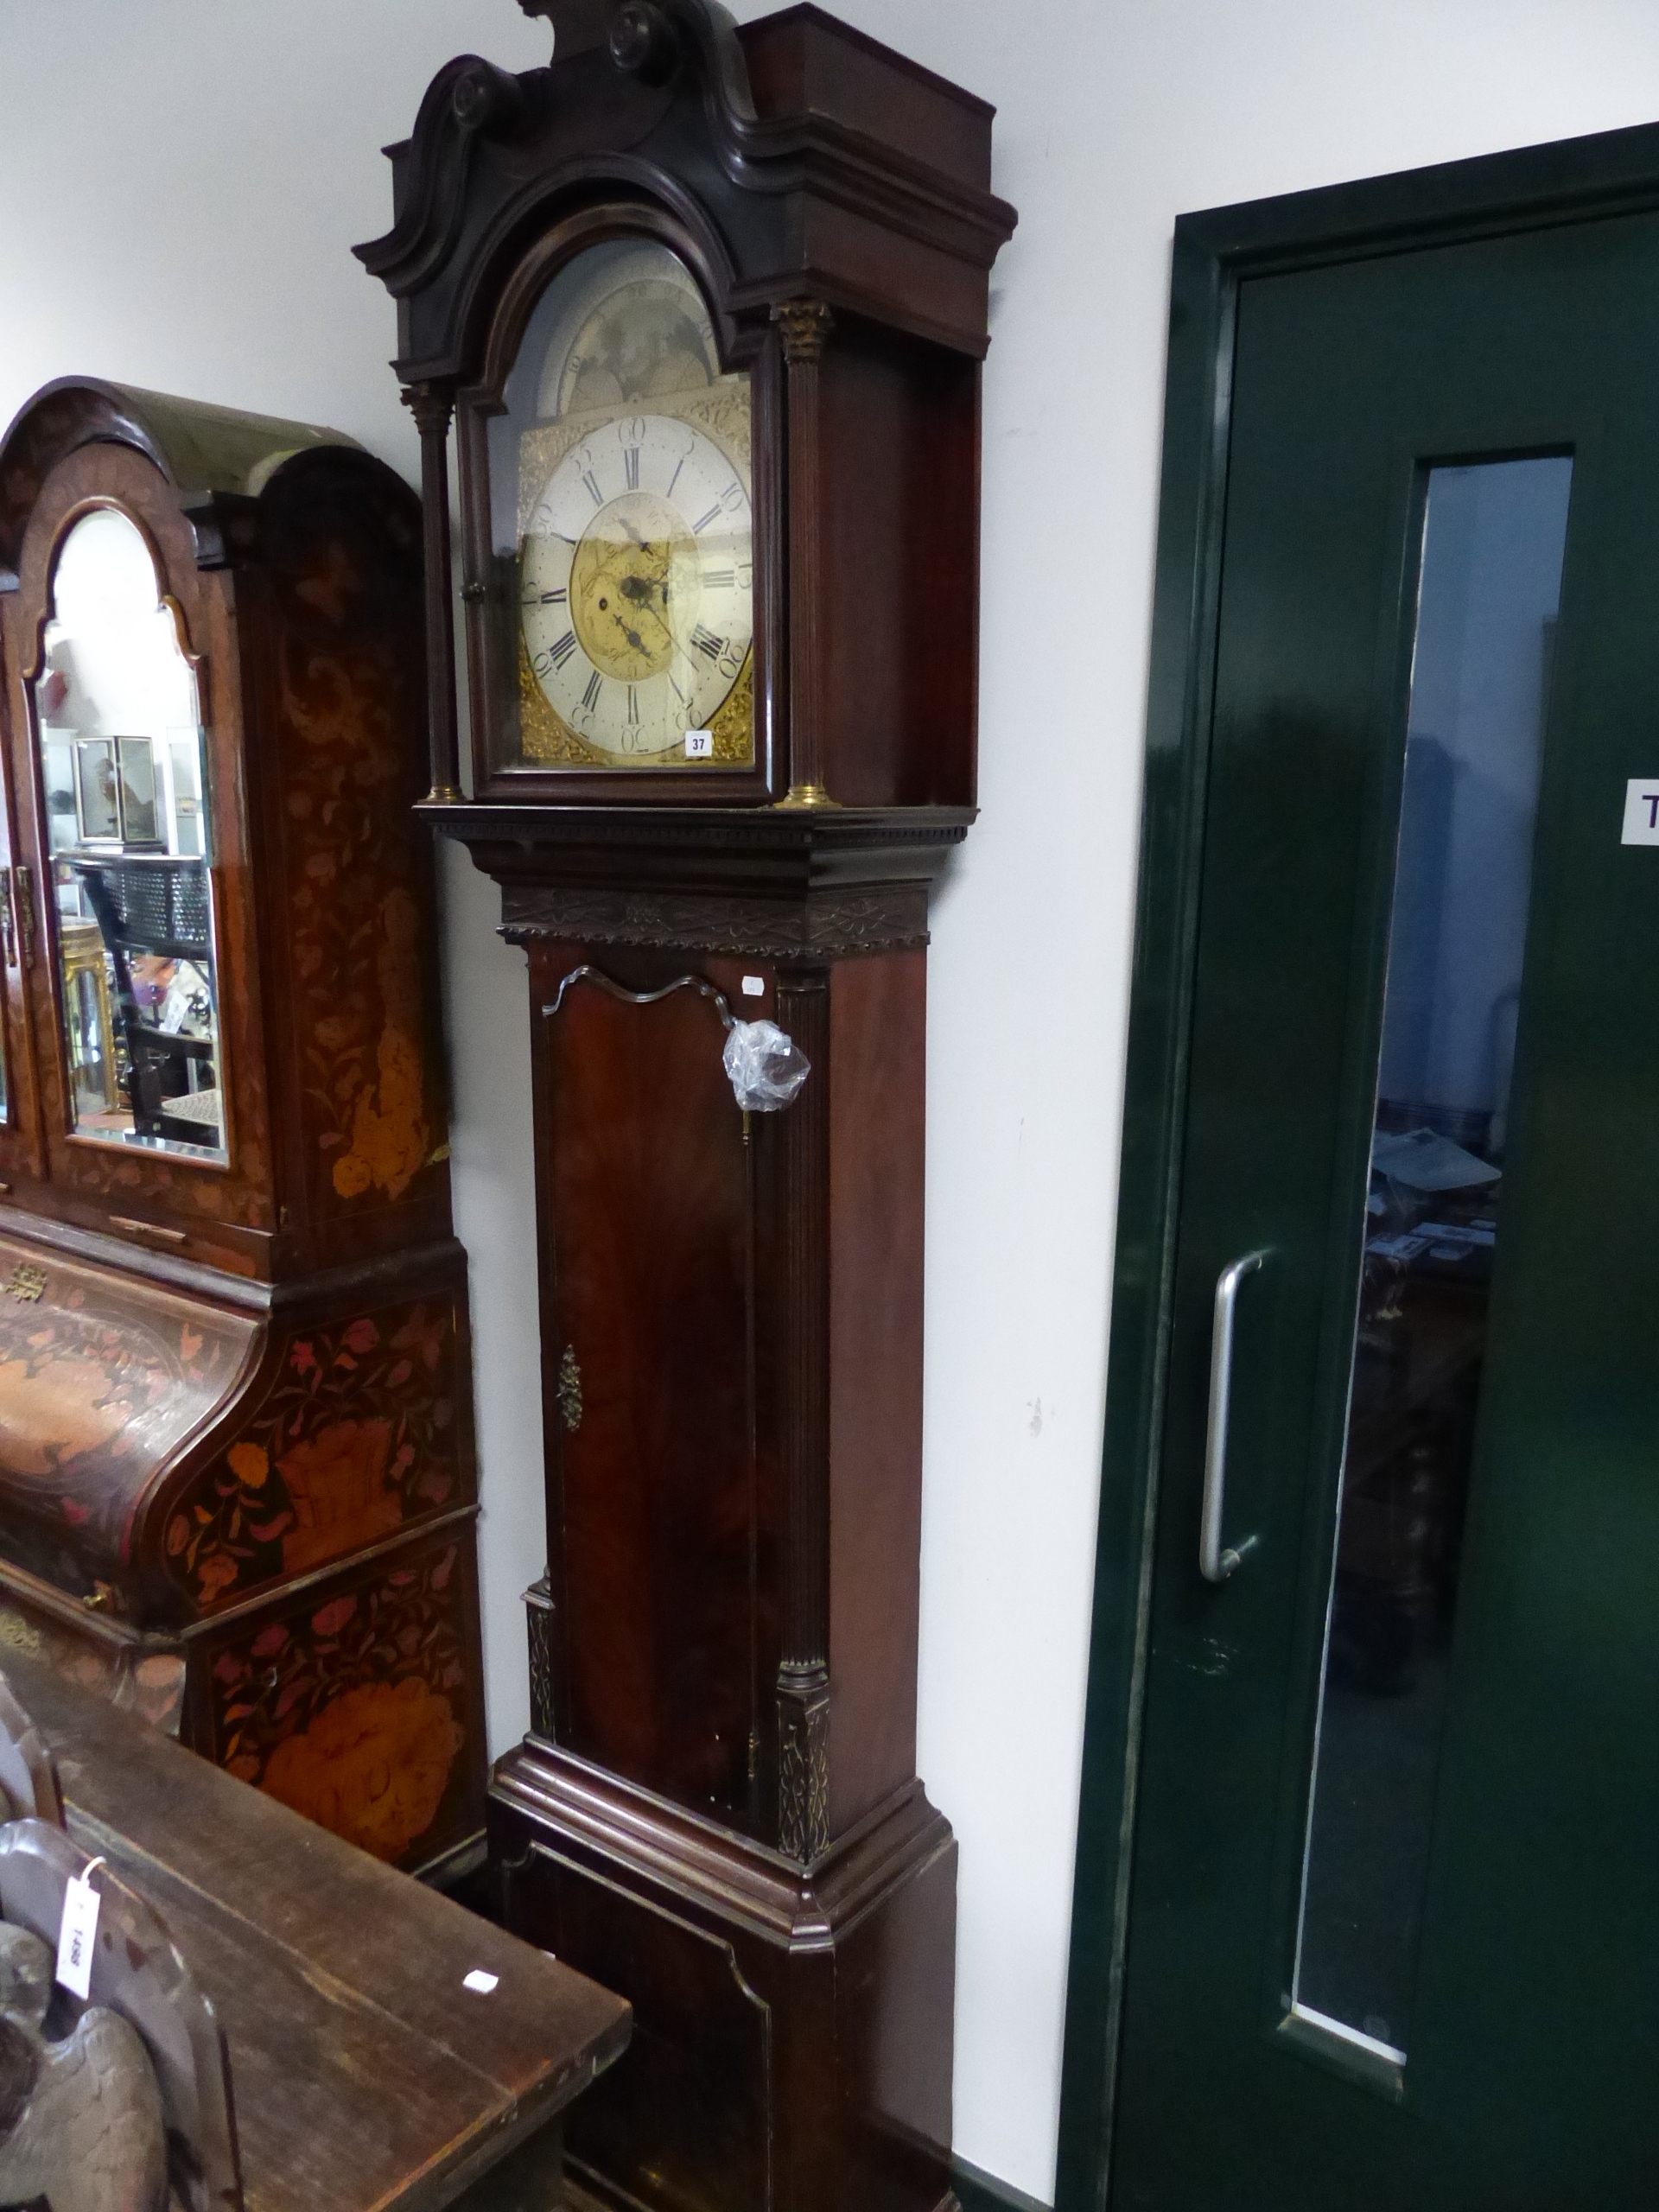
(0, 378), (487, 1878)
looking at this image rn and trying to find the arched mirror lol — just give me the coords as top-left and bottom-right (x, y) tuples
(33, 506), (225, 1160)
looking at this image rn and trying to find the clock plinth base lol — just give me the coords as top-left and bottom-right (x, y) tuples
(489, 1740), (957, 2212)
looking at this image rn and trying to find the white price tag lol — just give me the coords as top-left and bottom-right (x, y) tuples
(684, 729), (714, 760)
(55, 1859), (104, 1999)
(741, 976), (766, 997)
(462, 1968), (499, 1995)
(1623, 779), (1659, 845)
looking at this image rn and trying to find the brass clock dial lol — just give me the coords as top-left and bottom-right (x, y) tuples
(519, 412), (753, 761)
(499, 240), (755, 772)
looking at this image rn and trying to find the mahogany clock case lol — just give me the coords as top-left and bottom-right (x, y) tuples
(0, 378), (487, 1880)
(362, 4), (1014, 2205)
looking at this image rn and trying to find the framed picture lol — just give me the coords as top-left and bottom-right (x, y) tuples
(73, 738), (119, 843)
(74, 735), (162, 847)
(117, 736), (161, 847)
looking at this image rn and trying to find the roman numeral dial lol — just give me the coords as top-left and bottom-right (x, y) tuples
(518, 409), (753, 765)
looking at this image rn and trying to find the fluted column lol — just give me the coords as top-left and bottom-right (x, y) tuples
(773, 968), (831, 1861)
(402, 380), (463, 804)
(772, 300), (836, 810)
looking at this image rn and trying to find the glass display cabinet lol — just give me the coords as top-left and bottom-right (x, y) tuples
(0, 378), (486, 1879)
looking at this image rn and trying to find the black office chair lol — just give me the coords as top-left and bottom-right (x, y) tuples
(72, 857), (219, 1147)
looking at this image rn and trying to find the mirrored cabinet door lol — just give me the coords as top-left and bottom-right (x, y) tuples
(0, 429), (276, 1255)
(32, 505), (226, 1162)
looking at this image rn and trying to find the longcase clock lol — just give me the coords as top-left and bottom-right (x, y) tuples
(359, 3), (1014, 2205)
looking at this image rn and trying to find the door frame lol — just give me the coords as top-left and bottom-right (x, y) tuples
(1054, 117), (1659, 2212)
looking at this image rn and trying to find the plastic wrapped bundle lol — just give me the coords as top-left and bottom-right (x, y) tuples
(721, 1020), (810, 1111)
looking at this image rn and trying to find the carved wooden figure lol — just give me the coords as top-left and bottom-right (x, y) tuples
(361, 3), (1014, 2205)
(0, 381), (486, 1878)
(0, 1924), (168, 2212)
(0, 1811), (242, 2212)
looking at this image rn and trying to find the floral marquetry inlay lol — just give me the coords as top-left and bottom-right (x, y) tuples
(207, 1540), (472, 1863)
(164, 1298), (464, 1614)
(272, 483), (442, 1216)
(0, 1236), (254, 1599)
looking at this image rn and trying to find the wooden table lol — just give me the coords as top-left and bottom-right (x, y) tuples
(0, 1649), (630, 2211)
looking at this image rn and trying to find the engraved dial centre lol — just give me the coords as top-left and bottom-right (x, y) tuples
(569, 492), (700, 683)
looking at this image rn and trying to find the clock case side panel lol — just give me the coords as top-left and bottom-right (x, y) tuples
(824, 946), (927, 1835)
(454, 200), (784, 808)
(814, 320), (982, 810)
(233, 445), (456, 1276)
(760, 944), (934, 1855)
(1, 442), (280, 1274)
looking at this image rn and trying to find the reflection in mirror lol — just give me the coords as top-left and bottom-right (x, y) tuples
(34, 507), (224, 1160)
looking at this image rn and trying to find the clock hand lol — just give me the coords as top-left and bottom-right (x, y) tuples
(613, 596), (676, 658)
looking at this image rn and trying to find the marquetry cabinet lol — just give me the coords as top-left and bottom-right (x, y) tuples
(0, 378), (486, 1878)
(362, 3), (1014, 2203)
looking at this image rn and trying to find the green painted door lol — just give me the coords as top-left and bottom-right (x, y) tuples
(1112, 206), (1659, 2207)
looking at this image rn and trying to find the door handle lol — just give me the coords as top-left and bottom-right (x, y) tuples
(1200, 1251), (1266, 1583)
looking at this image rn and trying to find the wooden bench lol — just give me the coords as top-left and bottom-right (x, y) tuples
(0, 1647), (630, 2210)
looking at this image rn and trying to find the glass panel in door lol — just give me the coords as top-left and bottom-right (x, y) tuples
(1292, 454), (1573, 2063)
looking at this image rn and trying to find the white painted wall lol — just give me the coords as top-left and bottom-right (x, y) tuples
(3, 1), (1659, 2196)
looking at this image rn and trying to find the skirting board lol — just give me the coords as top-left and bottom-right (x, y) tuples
(567, 2146), (1047, 2210)
(952, 2155), (1052, 2212)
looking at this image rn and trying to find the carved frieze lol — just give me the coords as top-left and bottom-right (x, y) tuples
(500, 882), (930, 957)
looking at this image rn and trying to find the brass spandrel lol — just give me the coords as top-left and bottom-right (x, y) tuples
(518, 626), (753, 769)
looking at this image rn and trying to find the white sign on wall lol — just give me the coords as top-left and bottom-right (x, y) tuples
(1621, 779), (1659, 844)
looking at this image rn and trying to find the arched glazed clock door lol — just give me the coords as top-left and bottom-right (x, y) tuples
(1063, 125), (1659, 2211)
